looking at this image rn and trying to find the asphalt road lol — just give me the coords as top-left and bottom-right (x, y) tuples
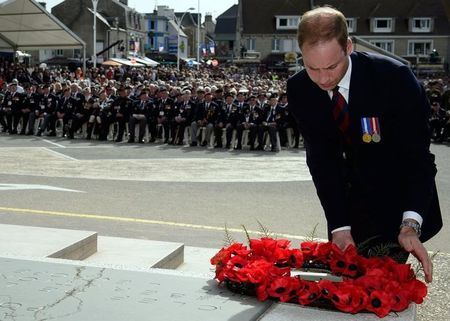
(0, 134), (448, 255)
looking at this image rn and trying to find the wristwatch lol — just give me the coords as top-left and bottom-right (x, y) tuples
(400, 220), (421, 237)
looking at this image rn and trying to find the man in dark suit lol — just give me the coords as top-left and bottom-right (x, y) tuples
(287, 6), (442, 283)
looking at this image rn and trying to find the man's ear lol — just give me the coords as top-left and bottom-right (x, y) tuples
(346, 38), (354, 55)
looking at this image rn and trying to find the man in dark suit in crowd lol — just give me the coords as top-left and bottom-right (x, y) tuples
(287, 6), (442, 283)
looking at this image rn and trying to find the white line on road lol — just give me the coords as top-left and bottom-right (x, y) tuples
(41, 139), (66, 148)
(42, 147), (78, 161)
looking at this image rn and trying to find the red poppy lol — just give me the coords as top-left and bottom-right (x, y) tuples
(267, 276), (293, 299)
(224, 255), (249, 282)
(300, 241), (318, 260)
(288, 248), (304, 268)
(318, 279), (339, 299)
(329, 244), (360, 277)
(230, 242), (250, 253)
(256, 282), (269, 301)
(210, 247), (232, 266)
(250, 237), (278, 260)
(272, 246), (292, 267)
(297, 281), (321, 305)
(331, 281), (368, 313)
(354, 274), (385, 292)
(390, 262), (414, 282)
(314, 242), (333, 261)
(241, 259), (273, 284)
(275, 238), (291, 249)
(280, 277), (302, 303)
(385, 281), (410, 312)
(404, 279), (427, 304)
(365, 290), (395, 318)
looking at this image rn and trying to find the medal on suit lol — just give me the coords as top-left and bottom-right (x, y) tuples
(370, 117), (381, 143)
(361, 118), (371, 143)
(362, 133), (372, 143)
(361, 117), (381, 143)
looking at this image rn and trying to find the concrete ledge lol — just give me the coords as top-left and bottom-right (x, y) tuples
(0, 224), (97, 260)
(84, 236), (184, 269)
(258, 301), (416, 321)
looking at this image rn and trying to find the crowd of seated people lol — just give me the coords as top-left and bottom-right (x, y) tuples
(0, 62), (301, 152)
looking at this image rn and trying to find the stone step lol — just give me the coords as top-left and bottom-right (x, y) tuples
(83, 236), (184, 270)
(0, 223), (97, 260)
(175, 246), (218, 277)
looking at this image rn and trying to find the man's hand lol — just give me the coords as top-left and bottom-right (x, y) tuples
(331, 230), (355, 251)
(398, 227), (433, 283)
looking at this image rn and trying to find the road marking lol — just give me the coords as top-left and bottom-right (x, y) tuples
(0, 184), (84, 193)
(41, 139), (66, 148)
(0, 206), (315, 241)
(43, 147), (78, 161)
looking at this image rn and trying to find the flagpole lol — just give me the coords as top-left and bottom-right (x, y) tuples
(197, 0), (200, 70)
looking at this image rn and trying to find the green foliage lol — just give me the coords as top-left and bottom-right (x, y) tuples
(223, 223), (236, 247)
(367, 242), (401, 258)
(303, 223), (319, 242)
(256, 219), (272, 238)
(241, 225), (251, 245)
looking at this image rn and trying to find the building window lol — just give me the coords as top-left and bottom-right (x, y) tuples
(411, 18), (432, 32)
(150, 20), (155, 30)
(73, 49), (81, 58)
(370, 40), (394, 53)
(346, 18), (356, 33)
(276, 16), (300, 30)
(272, 39), (281, 52)
(247, 38), (256, 51)
(54, 49), (64, 56)
(282, 39), (294, 52)
(408, 40), (432, 56)
(372, 18), (394, 32)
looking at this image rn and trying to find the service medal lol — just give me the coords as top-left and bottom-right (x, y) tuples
(372, 133), (381, 143)
(362, 133), (372, 143)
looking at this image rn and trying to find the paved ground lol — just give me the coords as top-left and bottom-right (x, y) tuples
(0, 134), (449, 320)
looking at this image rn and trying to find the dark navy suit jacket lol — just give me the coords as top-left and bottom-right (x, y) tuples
(287, 51), (442, 243)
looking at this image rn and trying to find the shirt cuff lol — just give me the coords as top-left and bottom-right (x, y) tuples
(331, 226), (351, 234)
(402, 211), (423, 226)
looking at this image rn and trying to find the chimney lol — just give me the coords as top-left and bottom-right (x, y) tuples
(205, 14), (213, 23)
(119, 0), (128, 6)
(38, 2), (46, 8)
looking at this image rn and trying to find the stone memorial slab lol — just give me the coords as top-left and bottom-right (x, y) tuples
(258, 301), (416, 321)
(0, 257), (272, 321)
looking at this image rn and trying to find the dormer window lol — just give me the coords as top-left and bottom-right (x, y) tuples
(346, 18), (357, 33)
(372, 18), (394, 33)
(276, 16), (300, 30)
(411, 18), (432, 33)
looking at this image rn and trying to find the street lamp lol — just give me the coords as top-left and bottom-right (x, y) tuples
(176, 7), (195, 71)
(92, 0), (99, 68)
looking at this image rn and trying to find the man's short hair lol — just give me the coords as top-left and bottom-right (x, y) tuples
(297, 6), (349, 53)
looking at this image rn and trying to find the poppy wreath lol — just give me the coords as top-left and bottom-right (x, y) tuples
(210, 237), (427, 318)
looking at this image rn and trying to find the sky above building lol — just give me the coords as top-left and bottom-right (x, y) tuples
(43, 0), (238, 20)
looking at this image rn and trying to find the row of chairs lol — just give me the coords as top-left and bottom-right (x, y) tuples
(13, 118), (302, 151)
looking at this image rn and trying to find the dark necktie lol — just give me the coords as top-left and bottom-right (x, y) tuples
(331, 86), (350, 135)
